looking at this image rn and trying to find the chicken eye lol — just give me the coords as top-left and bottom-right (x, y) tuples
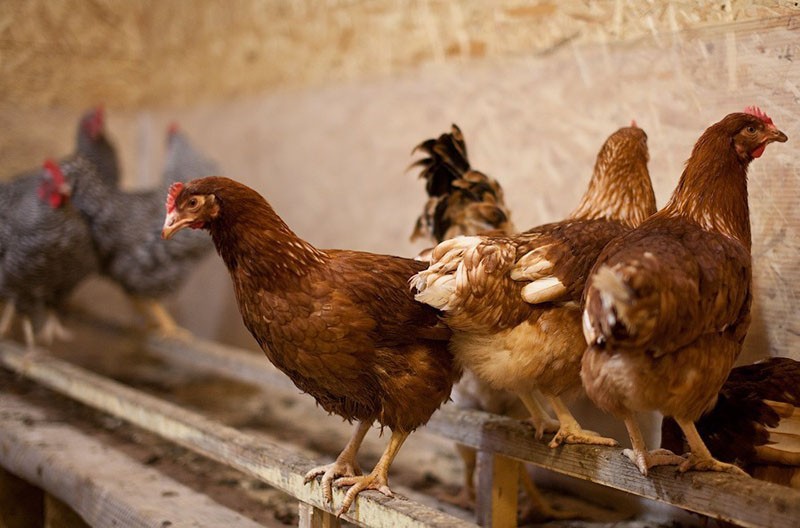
(746, 126), (756, 134)
(188, 198), (198, 208)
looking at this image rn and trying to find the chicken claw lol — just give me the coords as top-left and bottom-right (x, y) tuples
(304, 460), (362, 504)
(549, 425), (619, 448)
(333, 471), (395, 516)
(519, 391), (559, 439)
(623, 448), (685, 476)
(678, 454), (748, 476)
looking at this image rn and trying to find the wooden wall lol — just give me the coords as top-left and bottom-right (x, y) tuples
(1, 3), (797, 363)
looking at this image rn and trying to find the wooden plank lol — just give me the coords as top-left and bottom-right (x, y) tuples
(0, 341), (476, 528)
(475, 452), (518, 528)
(78, 322), (800, 528)
(298, 503), (341, 528)
(426, 408), (800, 528)
(0, 392), (266, 528)
(0, 465), (43, 528)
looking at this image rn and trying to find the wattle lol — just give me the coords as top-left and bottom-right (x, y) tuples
(751, 143), (766, 158)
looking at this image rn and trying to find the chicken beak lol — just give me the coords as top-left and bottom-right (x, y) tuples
(767, 125), (788, 144)
(162, 211), (192, 240)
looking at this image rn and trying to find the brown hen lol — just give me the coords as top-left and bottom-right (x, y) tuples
(412, 124), (656, 448)
(582, 108), (788, 476)
(410, 124), (570, 520)
(161, 177), (460, 515)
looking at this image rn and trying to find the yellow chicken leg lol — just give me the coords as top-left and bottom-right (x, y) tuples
(622, 415), (684, 476)
(333, 429), (408, 516)
(131, 297), (192, 340)
(675, 417), (748, 476)
(304, 420), (369, 504)
(519, 390), (559, 439)
(547, 396), (619, 448)
(519, 469), (580, 521)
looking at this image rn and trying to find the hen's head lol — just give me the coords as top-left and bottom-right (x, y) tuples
(721, 107), (787, 162)
(162, 180), (221, 239)
(38, 159), (71, 209)
(596, 122), (649, 167)
(79, 106), (105, 141)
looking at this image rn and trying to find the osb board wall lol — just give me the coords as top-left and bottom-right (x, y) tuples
(0, 10), (797, 366)
(0, 0), (797, 110)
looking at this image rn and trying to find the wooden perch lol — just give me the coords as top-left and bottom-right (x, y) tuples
(104, 325), (800, 528)
(0, 393), (264, 528)
(0, 340), (475, 528)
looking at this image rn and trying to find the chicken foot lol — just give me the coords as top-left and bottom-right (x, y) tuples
(131, 297), (192, 340)
(333, 429), (408, 516)
(546, 396), (619, 448)
(304, 420), (369, 504)
(675, 417), (748, 476)
(519, 389), (560, 439)
(38, 311), (74, 345)
(622, 415), (685, 476)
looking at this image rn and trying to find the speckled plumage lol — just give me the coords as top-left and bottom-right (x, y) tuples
(65, 150), (214, 299)
(0, 164), (98, 334)
(162, 126), (220, 186)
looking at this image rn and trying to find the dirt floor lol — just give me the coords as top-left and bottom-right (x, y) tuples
(0, 313), (698, 527)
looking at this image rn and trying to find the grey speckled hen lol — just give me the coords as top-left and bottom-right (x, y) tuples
(64, 126), (218, 336)
(0, 161), (98, 349)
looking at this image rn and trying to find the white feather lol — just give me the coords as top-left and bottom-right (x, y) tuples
(520, 276), (567, 304)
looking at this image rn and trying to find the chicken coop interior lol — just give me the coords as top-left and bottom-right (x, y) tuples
(1, 1), (799, 527)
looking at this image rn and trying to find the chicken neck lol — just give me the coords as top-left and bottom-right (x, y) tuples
(207, 189), (327, 285)
(661, 132), (752, 249)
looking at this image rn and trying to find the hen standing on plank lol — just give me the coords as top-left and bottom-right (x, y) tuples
(413, 124), (656, 447)
(582, 108), (787, 475)
(411, 124), (569, 519)
(63, 126), (217, 337)
(0, 160), (98, 349)
(162, 177), (460, 515)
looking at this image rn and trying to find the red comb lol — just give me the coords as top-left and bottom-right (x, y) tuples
(630, 119), (638, 128)
(42, 159), (65, 186)
(167, 121), (180, 137)
(84, 105), (105, 139)
(166, 182), (184, 213)
(744, 106), (773, 125)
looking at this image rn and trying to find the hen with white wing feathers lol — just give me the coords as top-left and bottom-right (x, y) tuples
(413, 125), (657, 447)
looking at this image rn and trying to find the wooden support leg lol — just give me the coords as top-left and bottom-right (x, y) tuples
(0, 466), (43, 528)
(298, 502), (340, 528)
(45, 493), (90, 528)
(476, 451), (519, 528)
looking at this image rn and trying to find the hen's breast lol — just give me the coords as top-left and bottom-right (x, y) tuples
(232, 252), (459, 432)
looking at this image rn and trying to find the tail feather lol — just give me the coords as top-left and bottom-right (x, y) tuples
(586, 265), (636, 344)
(410, 124), (512, 243)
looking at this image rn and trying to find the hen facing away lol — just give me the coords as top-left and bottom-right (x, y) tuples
(582, 108), (788, 476)
(413, 125), (656, 449)
(410, 124), (515, 245)
(161, 177), (461, 515)
(0, 161), (98, 350)
(410, 124), (571, 520)
(63, 128), (217, 337)
(661, 357), (800, 484)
